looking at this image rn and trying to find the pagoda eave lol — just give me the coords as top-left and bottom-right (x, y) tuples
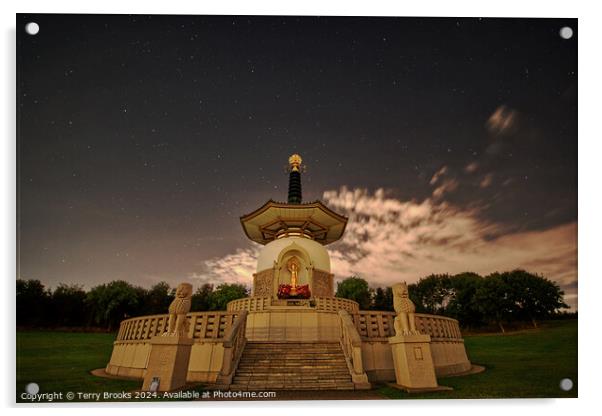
(240, 200), (348, 246)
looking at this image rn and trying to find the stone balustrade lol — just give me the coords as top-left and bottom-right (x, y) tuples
(226, 296), (272, 312)
(314, 296), (359, 313)
(415, 313), (463, 341)
(216, 310), (248, 386)
(338, 310), (370, 389)
(350, 311), (463, 342)
(115, 311), (240, 342)
(226, 295), (359, 314)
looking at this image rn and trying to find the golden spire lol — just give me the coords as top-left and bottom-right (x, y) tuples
(288, 154), (302, 172)
(287, 154), (303, 204)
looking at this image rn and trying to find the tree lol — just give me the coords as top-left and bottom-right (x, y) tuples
(409, 274), (453, 314)
(209, 283), (249, 311)
(16, 279), (51, 326)
(86, 280), (146, 330)
(191, 283), (214, 311)
(475, 273), (515, 333)
(51, 283), (87, 327)
(501, 270), (569, 328)
(336, 276), (372, 310)
(371, 286), (393, 311)
(446, 272), (484, 329)
(143, 281), (174, 315)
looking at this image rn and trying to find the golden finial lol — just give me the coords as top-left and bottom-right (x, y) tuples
(288, 154), (303, 172)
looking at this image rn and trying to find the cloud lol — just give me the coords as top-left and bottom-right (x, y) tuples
(432, 179), (459, 199)
(486, 105), (517, 134)
(322, 187), (577, 309)
(429, 166), (448, 185)
(428, 165), (459, 199)
(480, 173), (494, 188)
(464, 162), (479, 173)
(194, 187), (577, 309)
(189, 247), (260, 287)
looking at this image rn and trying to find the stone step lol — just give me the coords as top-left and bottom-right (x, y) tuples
(229, 384), (355, 389)
(240, 354), (345, 363)
(239, 358), (346, 362)
(263, 381), (352, 386)
(244, 352), (342, 354)
(231, 384), (355, 391)
(240, 348), (341, 355)
(230, 341), (355, 391)
(236, 371), (349, 377)
(241, 352), (345, 356)
(245, 345), (342, 348)
(239, 358), (347, 363)
(238, 359), (347, 365)
(233, 373), (353, 379)
(240, 358), (345, 363)
(228, 383), (355, 391)
(244, 344), (341, 349)
(233, 377), (353, 385)
(237, 367), (348, 373)
(240, 348), (341, 354)
(235, 374), (351, 379)
(245, 342), (340, 345)
(236, 367), (349, 376)
(237, 362), (348, 368)
(244, 352), (343, 356)
(239, 361), (346, 366)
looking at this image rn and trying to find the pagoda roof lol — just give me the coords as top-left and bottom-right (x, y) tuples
(240, 200), (348, 245)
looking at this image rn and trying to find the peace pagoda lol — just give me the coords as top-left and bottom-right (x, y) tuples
(240, 153), (345, 303)
(104, 154), (473, 392)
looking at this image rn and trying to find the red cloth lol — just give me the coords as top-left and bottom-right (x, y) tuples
(277, 284), (311, 299)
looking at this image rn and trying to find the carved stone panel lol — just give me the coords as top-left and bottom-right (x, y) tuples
(311, 269), (334, 297)
(253, 269), (274, 297)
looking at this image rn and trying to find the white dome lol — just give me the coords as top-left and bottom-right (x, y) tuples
(256, 237), (331, 273)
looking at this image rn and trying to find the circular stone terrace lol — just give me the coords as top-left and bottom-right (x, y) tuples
(105, 296), (472, 388)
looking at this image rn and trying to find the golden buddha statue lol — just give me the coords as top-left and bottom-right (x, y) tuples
(287, 257), (300, 295)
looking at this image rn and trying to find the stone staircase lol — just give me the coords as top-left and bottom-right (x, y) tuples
(229, 341), (355, 391)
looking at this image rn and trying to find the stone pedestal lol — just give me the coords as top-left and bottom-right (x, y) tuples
(142, 335), (194, 392)
(388, 334), (438, 390)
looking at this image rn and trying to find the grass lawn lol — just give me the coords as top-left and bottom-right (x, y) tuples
(16, 319), (577, 402)
(16, 331), (140, 402)
(379, 319), (578, 399)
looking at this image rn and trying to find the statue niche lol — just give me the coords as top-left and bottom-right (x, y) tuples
(276, 244), (311, 287)
(275, 246), (312, 299)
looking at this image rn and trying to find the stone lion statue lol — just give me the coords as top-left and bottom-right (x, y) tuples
(392, 282), (418, 336)
(164, 282), (192, 337)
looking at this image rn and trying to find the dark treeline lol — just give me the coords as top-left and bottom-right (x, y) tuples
(18, 269), (572, 333)
(16, 280), (248, 331)
(335, 270), (572, 332)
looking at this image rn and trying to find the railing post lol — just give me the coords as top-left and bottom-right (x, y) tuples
(187, 315), (196, 339)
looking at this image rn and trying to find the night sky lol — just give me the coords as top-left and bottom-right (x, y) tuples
(17, 15), (578, 307)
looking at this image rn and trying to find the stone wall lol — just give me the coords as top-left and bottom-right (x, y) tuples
(252, 269), (274, 297)
(311, 269), (334, 297)
(245, 308), (341, 342)
(106, 340), (227, 383)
